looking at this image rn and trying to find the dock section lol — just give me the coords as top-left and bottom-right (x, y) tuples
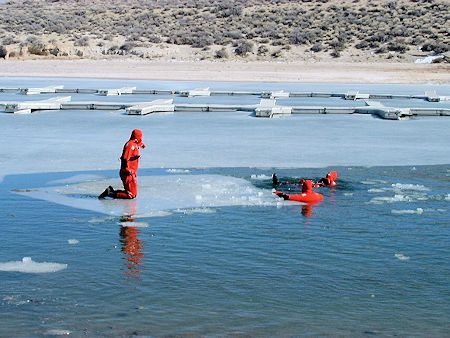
(1, 97), (449, 120)
(255, 99), (292, 117)
(97, 87), (136, 96)
(126, 99), (175, 115)
(261, 90), (290, 99)
(19, 85), (64, 95)
(1, 86), (449, 102)
(180, 87), (211, 97)
(3, 96), (71, 114)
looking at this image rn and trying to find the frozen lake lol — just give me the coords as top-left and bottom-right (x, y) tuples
(0, 78), (449, 336)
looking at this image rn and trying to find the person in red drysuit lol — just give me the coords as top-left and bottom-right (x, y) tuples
(315, 171), (338, 187)
(301, 179), (314, 193)
(99, 129), (146, 199)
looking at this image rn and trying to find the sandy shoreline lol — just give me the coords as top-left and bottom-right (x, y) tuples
(1, 59), (449, 84)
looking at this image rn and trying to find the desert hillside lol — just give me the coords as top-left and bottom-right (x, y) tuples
(0, 0), (448, 63)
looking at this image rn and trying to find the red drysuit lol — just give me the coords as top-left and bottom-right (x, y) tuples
(114, 129), (146, 199)
(301, 179), (314, 193)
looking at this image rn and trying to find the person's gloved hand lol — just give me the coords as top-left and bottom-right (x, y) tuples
(127, 169), (136, 176)
(140, 143), (146, 149)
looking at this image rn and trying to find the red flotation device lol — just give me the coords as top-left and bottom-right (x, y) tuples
(275, 191), (324, 203)
(274, 179), (324, 203)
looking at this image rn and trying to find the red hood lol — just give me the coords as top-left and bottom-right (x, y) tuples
(328, 171), (338, 181)
(130, 129), (143, 144)
(302, 179), (313, 193)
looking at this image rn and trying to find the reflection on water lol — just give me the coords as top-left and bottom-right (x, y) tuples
(119, 201), (144, 281)
(119, 223), (143, 280)
(301, 204), (314, 217)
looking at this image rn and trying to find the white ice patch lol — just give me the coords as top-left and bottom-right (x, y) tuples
(67, 239), (79, 245)
(361, 180), (378, 185)
(44, 329), (72, 336)
(2, 295), (29, 306)
(12, 174), (277, 217)
(395, 253), (410, 261)
(250, 174), (272, 180)
(391, 208), (424, 215)
(175, 207), (216, 215)
(369, 194), (413, 204)
(119, 221), (150, 228)
(0, 257), (67, 273)
(391, 183), (430, 192)
(166, 168), (191, 174)
(368, 188), (386, 193)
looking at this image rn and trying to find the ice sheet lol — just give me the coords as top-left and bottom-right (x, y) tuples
(1, 108), (450, 184)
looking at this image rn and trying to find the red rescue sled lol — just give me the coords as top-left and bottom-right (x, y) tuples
(274, 191), (324, 203)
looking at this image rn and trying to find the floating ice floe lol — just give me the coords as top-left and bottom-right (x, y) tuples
(391, 183), (429, 192)
(395, 253), (410, 261)
(12, 174), (278, 217)
(369, 194), (413, 204)
(368, 188), (386, 193)
(175, 207), (216, 215)
(67, 239), (79, 245)
(391, 208), (424, 215)
(44, 329), (72, 336)
(0, 257), (67, 273)
(119, 221), (150, 228)
(250, 174), (272, 180)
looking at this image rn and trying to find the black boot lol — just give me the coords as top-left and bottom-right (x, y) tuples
(98, 186), (114, 199)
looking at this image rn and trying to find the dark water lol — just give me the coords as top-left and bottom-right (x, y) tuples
(0, 165), (449, 337)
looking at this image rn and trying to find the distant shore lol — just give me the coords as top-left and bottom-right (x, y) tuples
(1, 59), (449, 84)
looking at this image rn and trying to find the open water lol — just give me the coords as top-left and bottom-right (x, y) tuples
(1, 165), (449, 337)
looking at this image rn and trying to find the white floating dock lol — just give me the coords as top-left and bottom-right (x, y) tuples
(19, 85), (64, 95)
(424, 91), (439, 102)
(355, 101), (412, 120)
(126, 99), (175, 115)
(345, 91), (370, 100)
(261, 90), (290, 99)
(98, 87), (136, 96)
(181, 87), (211, 97)
(4, 96), (71, 114)
(255, 99), (292, 118)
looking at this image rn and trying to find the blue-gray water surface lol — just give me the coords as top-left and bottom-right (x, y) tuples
(1, 165), (449, 337)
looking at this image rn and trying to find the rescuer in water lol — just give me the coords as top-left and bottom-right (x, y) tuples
(315, 171), (338, 187)
(99, 129), (146, 199)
